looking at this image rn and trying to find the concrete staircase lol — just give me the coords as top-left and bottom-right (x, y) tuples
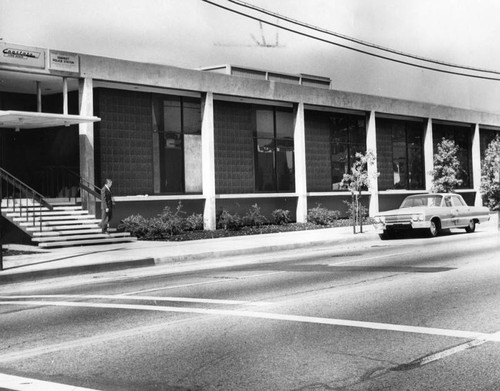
(1, 199), (136, 248)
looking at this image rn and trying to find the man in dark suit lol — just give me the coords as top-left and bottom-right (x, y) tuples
(101, 178), (113, 234)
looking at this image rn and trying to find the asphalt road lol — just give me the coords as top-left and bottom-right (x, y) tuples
(1, 229), (500, 391)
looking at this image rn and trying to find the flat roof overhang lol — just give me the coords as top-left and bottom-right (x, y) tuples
(0, 110), (100, 129)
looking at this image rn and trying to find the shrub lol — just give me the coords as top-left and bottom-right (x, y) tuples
(185, 213), (204, 231)
(272, 209), (291, 225)
(243, 204), (268, 227)
(343, 200), (368, 223)
(117, 214), (149, 238)
(307, 204), (341, 225)
(217, 209), (244, 230)
(155, 205), (187, 236)
(118, 202), (204, 239)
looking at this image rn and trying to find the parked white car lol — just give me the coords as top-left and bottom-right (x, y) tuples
(373, 193), (490, 239)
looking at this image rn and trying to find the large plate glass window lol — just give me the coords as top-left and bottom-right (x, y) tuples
(153, 95), (201, 194)
(254, 108), (294, 192)
(432, 123), (472, 189)
(376, 117), (424, 190)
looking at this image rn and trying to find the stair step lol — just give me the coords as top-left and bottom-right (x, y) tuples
(32, 232), (131, 242)
(38, 236), (137, 248)
(20, 218), (100, 226)
(9, 210), (88, 216)
(32, 228), (104, 237)
(1, 200), (41, 207)
(2, 207), (50, 213)
(14, 214), (93, 222)
(26, 223), (100, 231)
(53, 205), (82, 210)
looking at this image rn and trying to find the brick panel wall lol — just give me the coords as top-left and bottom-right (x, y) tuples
(95, 89), (153, 196)
(305, 111), (332, 192)
(214, 101), (255, 193)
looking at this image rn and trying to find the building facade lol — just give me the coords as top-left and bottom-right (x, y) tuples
(1, 42), (500, 230)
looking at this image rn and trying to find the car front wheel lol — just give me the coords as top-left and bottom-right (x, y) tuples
(428, 220), (439, 237)
(465, 219), (476, 233)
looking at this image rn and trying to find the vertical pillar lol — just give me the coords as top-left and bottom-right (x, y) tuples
(63, 77), (68, 115)
(36, 81), (42, 112)
(366, 111), (379, 216)
(424, 118), (434, 191)
(201, 92), (216, 230)
(471, 124), (482, 206)
(78, 77), (95, 215)
(294, 102), (307, 223)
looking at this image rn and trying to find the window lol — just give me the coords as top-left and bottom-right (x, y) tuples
(480, 128), (500, 160)
(452, 195), (466, 207)
(433, 123), (472, 188)
(254, 108), (294, 192)
(330, 114), (366, 190)
(377, 118), (424, 190)
(153, 95), (201, 194)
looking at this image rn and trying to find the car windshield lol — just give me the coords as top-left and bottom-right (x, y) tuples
(400, 195), (442, 208)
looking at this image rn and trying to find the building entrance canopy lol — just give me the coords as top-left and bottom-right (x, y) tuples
(0, 110), (100, 130)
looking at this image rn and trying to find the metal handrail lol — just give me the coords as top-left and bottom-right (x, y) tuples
(0, 167), (53, 232)
(59, 167), (101, 199)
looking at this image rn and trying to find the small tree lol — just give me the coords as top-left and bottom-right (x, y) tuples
(480, 134), (500, 210)
(340, 151), (378, 234)
(431, 138), (463, 193)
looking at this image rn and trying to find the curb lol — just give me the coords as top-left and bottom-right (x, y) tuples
(154, 232), (378, 264)
(0, 231), (379, 284)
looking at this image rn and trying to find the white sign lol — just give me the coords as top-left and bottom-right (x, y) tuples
(1, 42), (45, 69)
(49, 51), (79, 73)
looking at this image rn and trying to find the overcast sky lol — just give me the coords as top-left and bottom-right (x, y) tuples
(2, 0), (500, 114)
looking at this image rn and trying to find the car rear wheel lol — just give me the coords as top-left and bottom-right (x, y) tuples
(428, 220), (439, 237)
(465, 219), (476, 233)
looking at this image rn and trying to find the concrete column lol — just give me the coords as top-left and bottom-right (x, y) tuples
(471, 124), (482, 206)
(36, 81), (42, 112)
(366, 111), (379, 216)
(63, 77), (68, 115)
(201, 92), (216, 230)
(294, 102), (307, 223)
(78, 77), (95, 215)
(424, 118), (434, 191)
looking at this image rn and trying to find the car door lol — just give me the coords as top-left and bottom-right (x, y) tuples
(441, 195), (455, 228)
(451, 195), (470, 226)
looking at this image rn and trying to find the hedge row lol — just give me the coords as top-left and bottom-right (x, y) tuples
(118, 203), (342, 240)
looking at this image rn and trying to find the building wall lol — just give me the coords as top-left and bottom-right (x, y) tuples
(214, 101), (255, 194)
(305, 111), (332, 192)
(94, 88), (153, 196)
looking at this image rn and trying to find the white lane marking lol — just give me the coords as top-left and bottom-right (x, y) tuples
(1, 300), (498, 342)
(0, 372), (101, 391)
(0, 295), (270, 306)
(123, 271), (284, 294)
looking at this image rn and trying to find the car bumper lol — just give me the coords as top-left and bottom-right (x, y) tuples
(374, 221), (430, 233)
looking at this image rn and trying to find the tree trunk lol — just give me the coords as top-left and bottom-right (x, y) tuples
(358, 191), (363, 233)
(351, 193), (356, 234)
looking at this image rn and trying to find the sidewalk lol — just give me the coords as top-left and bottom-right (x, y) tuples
(1, 214), (498, 285)
(0, 225), (378, 284)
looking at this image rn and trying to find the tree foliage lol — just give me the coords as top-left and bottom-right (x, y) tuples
(431, 138), (463, 193)
(480, 134), (500, 210)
